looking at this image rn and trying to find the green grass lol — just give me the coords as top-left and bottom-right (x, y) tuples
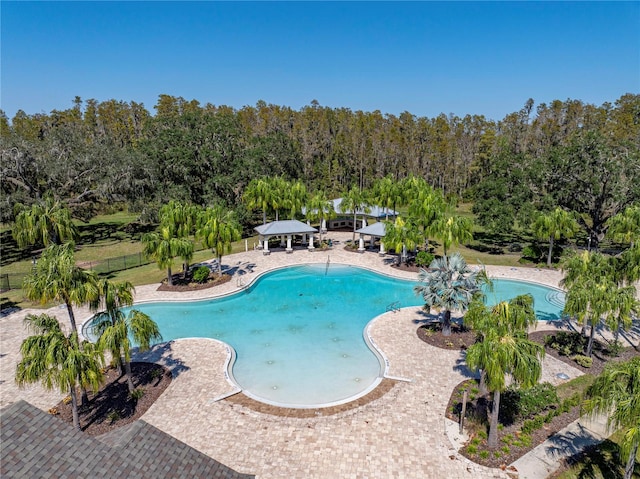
(556, 374), (596, 401)
(553, 430), (640, 479)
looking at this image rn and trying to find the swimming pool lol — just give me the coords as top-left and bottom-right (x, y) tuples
(94, 264), (564, 408)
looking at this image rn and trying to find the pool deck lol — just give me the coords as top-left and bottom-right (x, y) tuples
(2, 232), (636, 478)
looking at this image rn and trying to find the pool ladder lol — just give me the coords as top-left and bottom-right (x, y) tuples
(386, 301), (401, 313)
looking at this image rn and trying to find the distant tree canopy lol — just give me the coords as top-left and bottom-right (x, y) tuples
(2, 94), (638, 246)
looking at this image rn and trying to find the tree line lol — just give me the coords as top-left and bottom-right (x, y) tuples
(2, 94), (639, 248)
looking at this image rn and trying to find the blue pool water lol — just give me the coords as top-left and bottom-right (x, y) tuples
(107, 264), (564, 408)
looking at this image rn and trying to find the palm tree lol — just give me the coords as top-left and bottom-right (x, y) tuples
(414, 253), (488, 336)
(561, 251), (637, 356)
(282, 179), (308, 219)
(94, 309), (162, 393)
(583, 357), (640, 479)
(22, 242), (99, 337)
(142, 225), (194, 286)
(406, 180), (446, 250)
(197, 205), (242, 275)
(465, 296), (544, 449)
(531, 207), (579, 267)
(372, 176), (404, 219)
(243, 177), (275, 224)
(159, 200), (200, 237)
(12, 196), (79, 249)
(15, 314), (104, 430)
(384, 216), (422, 266)
(429, 213), (474, 257)
(305, 191), (336, 243)
(340, 185), (371, 241)
(608, 205), (640, 248)
(159, 200), (200, 276)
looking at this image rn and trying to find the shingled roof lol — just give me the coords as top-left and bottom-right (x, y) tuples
(1, 401), (254, 479)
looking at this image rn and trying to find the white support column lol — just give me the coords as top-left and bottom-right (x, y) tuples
(358, 234), (365, 252)
(286, 235), (293, 253)
(379, 241), (386, 255)
(308, 234), (315, 251)
(263, 236), (270, 255)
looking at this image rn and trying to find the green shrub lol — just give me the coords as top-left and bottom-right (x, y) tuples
(466, 444), (478, 455)
(501, 445), (510, 454)
(107, 410), (121, 423)
(519, 434), (532, 447)
(607, 340), (624, 357)
(501, 382), (559, 423)
(544, 409), (557, 423)
(545, 331), (586, 356)
(415, 251), (435, 267)
(129, 388), (145, 401)
(572, 354), (593, 368)
(501, 434), (514, 445)
(521, 244), (543, 262)
(479, 450), (490, 460)
(192, 266), (211, 283)
(521, 416), (545, 434)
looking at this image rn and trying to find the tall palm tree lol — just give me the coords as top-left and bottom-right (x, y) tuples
(465, 295), (544, 449)
(383, 216), (423, 265)
(243, 177), (274, 225)
(531, 207), (579, 267)
(372, 175), (404, 219)
(429, 213), (474, 257)
(282, 179), (308, 219)
(305, 192), (336, 243)
(407, 180), (446, 250)
(268, 176), (288, 221)
(197, 205), (242, 275)
(94, 309), (162, 393)
(340, 185), (371, 241)
(561, 251), (637, 356)
(159, 200), (200, 238)
(159, 200), (200, 276)
(414, 253), (488, 336)
(22, 242), (99, 337)
(16, 314), (104, 430)
(12, 196), (79, 249)
(583, 357), (640, 479)
(142, 225), (194, 286)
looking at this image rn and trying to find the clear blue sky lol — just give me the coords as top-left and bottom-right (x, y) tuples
(2, 1), (639, 122)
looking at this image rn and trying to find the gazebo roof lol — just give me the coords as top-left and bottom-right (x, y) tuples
(355, 222), (386, 237)
(254, 220), (318, 236)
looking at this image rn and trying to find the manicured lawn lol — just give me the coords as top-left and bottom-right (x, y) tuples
(1, 210), (259, 309)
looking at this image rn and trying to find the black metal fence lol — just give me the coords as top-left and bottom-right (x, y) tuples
(0, 273), (27, 292)
(82, 252), (153, 275)
(1, 245), (213, 291)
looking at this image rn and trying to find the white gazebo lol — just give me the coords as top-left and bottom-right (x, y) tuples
(355, 222), (387, 255)
(254, 220), (319, 254)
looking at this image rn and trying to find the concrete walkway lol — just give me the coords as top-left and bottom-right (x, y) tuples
(511, 414), (610, 479)
(0, 233), (634, 478)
